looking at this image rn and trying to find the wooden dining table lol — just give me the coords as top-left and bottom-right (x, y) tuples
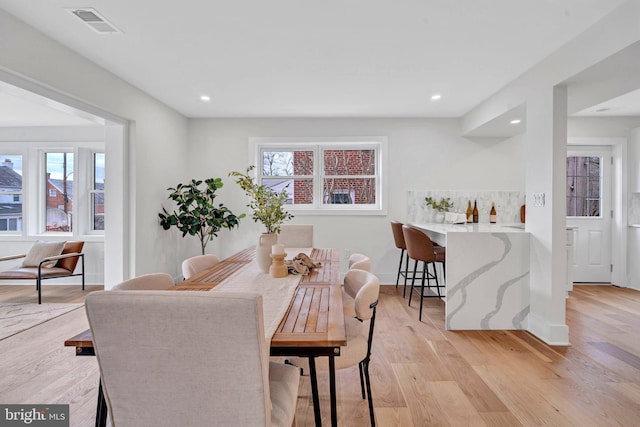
(65, 247), (346, 427)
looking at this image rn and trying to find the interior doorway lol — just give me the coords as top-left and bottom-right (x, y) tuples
(0, 70), (129, 288)
(567, 137), (628, 287)
(567, 146), (612, 283)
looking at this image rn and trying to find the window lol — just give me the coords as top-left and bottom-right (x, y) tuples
(0, 155), (23, 232)
(322, 148), (376, 206)
(567, 156), (601, 217)
(253, 137), (386, 214)
(45, 152), (74, 232)
(91, 153), (105, 231)
(2, 147), (104, 236)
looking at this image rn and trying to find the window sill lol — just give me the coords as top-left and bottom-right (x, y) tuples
(287, 208), (387, 216)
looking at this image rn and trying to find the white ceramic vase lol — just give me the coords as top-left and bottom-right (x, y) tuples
(256, 232), (277, 272)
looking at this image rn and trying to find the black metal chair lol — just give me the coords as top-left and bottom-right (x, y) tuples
(0, 241), (85, 304)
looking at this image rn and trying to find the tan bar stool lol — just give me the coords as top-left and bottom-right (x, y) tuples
(390, 221), (412, 295)
(402, 225), (446, 321)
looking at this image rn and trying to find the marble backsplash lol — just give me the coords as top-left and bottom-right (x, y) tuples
(408, 190), (525, 224)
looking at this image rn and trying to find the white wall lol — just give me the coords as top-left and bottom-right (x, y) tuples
(0, 9), (189, 286)
(187, 118), (525, 283)
(568, 117), (640, 137)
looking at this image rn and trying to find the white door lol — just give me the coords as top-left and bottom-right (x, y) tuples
(566, 146), (612, 283)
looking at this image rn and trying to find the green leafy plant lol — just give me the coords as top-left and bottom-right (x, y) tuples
(229, 166), (293, 234)
(158, 178), (244, 255)
(425, 196), (453, 212)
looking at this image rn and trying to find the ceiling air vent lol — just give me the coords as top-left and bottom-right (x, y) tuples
(67, 8), (122, 34)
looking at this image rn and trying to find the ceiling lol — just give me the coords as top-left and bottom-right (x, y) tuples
(574, 88), (640, 116)
(0, 0), (633, 120)
(0, 81), (104, 127)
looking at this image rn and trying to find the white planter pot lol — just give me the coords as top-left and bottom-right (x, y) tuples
(256, 233), (277, 272)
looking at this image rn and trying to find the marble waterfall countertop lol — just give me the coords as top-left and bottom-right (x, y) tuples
(411, 222), (527, 234)
(409, 221), (531, 331)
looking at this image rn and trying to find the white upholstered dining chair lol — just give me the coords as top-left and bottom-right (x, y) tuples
(277, 224), (314, 248)
(111, 273), (174, 290)
(343, 253), (372, 317)
(348, 253), (371, 272)
(85, 291), (300, 427)
(289, 269), (380, 426)
(181, 254), (220, 279)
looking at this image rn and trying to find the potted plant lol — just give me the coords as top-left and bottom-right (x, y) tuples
(158, 178), (244, 255)
(229, 166), (293, 271)
(425, 196), (453, 223)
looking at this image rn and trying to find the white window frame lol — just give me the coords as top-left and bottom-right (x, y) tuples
(0, 142), (104, 239)
(88, 151), (105, 233)
(250, 137), (388, 215)
(42, 149), (75, 234)
(0, 153), (24, 234)
(566, 154), (603, 218)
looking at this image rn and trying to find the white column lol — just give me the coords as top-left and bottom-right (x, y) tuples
(103, 120), (128, 289)
(525, 85), (569, 345)
(628, 127), (640, 290)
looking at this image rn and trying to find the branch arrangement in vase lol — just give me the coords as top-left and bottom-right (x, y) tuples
(158, 178), (244, 255)
(425, 196), (453, 212)
(229, 166), (294, 234)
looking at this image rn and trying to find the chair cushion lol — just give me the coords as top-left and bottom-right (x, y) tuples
(181, 254), (220, 279)
(21, 241), (65, 268)
(269, 362), (301, 427)
(277, 225), (314, 248)
(0, 267), (72, 279)
(86, 291), (275, 426)
(288, 316), (368, 372)
(112, 273), (175, 290)
(57, 241), (84, 271)
(344, 270), (380, 321)
(342, 287), (356, 318)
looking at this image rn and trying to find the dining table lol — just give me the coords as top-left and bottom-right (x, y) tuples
(65, 247), (345, 427)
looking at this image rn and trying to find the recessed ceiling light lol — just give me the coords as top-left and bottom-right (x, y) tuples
(430, 94), (441, 101)
(510, 119), (522, 125)
(200, 95), (211, 102)
(595, 107), (610, 113)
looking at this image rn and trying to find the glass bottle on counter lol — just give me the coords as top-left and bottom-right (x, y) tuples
(472, 200), (479, 223)
(490, 202), (497, 223)
(466, 200), (473, 223)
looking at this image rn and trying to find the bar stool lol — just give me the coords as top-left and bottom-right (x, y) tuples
(402, 225), (446, 321)
(390, 221), (411, 295)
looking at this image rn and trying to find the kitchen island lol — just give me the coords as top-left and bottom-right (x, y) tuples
(411, 223), (530, 330)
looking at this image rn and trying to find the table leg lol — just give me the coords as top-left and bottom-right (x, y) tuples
(95, 379), (108, 427)
(329, 354), (337, 427)
(308, 356), (322, 427)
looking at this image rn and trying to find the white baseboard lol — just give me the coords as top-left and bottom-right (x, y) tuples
(527, 312), (570, 346)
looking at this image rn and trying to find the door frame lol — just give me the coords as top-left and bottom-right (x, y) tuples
(0, 68), (131, 287)
(568, 137), (627, 287)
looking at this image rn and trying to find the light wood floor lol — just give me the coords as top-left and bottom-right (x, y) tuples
(1, 284), (640, 426)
